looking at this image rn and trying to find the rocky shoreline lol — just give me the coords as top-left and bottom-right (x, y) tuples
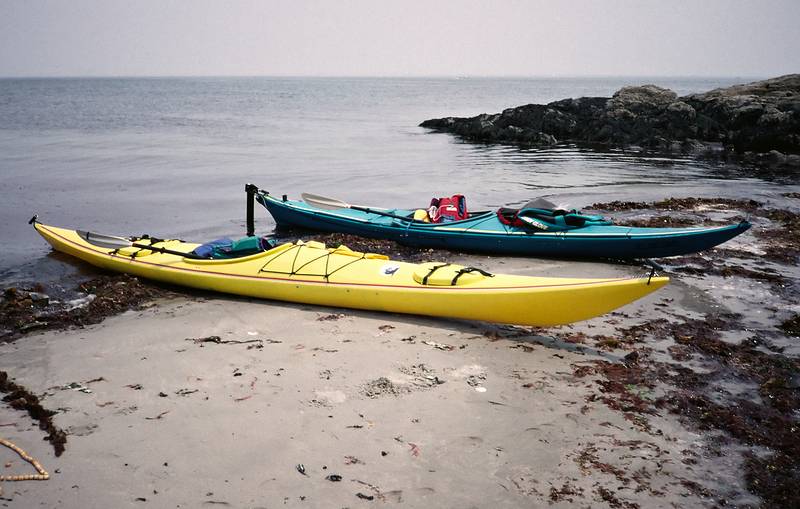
(420, 75), (800, 170)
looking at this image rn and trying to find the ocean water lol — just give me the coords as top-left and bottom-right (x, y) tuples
(0, 76), (796, 285)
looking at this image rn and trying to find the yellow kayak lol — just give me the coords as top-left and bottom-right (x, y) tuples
(34, 222), (668, 326)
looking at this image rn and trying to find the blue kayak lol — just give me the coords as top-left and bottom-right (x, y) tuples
(256, 190), (751, 259)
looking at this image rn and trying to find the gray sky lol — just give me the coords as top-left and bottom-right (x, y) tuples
(1, 0), (797, 77)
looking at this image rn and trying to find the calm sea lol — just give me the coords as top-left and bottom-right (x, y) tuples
(0, 76), (796, 285)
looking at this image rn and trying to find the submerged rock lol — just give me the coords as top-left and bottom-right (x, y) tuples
(420, 75), (800, 170)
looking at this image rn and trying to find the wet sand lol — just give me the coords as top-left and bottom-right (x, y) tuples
(1, 198), (798, 508)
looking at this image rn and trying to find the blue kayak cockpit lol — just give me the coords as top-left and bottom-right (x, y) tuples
(496, 197), (613, 232)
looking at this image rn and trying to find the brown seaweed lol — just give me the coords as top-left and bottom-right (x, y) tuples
(0, 371), (66, 456)
(591, 197), (762, 212)
(573, 313), (800, 508)
(1, 274), (176, 342)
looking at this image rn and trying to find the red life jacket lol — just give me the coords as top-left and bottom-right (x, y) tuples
(428, 195), (468, 223)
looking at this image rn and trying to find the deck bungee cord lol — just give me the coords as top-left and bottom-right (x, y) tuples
(257, 243), (371, 281)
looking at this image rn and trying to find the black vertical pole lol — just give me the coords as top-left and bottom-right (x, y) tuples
(245, 183), (256, 237)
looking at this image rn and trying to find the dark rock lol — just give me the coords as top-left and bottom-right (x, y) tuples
(780, 314), (800, 337)
(420, 75), (800, 170)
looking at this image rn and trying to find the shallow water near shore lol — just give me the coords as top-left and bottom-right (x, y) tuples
(2, 76), (798, 287)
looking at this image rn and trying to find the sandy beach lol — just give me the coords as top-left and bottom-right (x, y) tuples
(2, 210), (795, 509)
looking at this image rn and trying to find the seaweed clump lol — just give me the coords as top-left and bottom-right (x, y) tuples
(615, 215), (700, 228)
(591, 197), (761, 212)
(1, 274), (175, 342)
(754, 208), (800, 263)
(0, 371), (66, 456)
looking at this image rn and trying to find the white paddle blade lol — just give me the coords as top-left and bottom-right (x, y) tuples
(77, 230), (133, 249)
(301, 193), (351, 210)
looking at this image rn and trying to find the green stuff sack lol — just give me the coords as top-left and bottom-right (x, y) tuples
(228, 236), (262, 255)
(193, 236), (273, 259)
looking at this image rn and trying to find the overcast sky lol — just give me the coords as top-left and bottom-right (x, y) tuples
(0, 0), (797, 78)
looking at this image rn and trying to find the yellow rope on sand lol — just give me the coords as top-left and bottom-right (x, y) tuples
(0, 437), (50, 482)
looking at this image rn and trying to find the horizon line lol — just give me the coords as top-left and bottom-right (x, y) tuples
(0, 73), (771, 81)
